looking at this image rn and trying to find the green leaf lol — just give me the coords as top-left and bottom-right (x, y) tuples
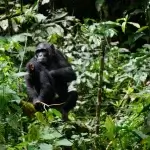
(13, 72), (28, 77)
(105, 116), (116, 140)
(52, 12), (68, 20)
(0, 86), (16, 94)
(35, 112), (47, 124)
(0, 20), (8, 30)
(56, 139), (73, 147)
(136, 26), (149, 33)
(6, 114), (19, 129)
(35, 14), (47, 22)
(52, 131), (62, 138)
(14, 142), (28, 150)
(105, 28), (117, 37)
(116, 18), (126, 22)
(41, 127), (62, 140)
(125, 15), (128, 20)
(0, 145), (6, 150)
(119, 48), (130, 53)
(128, 22), (140, 28)
(47, 25), (64, 36)
(11, 33), (32, 42)
(49, 108), (62, 118)
(87, 80), (93, 88)
(39, 143), (53, 150)
(103, 21), (120, 26)
(41, 0), (49, 5)
(28, 124), (40, 141)
(121, 22), (126, 33)
(45, 111), (54, 121)
(133, 130), (148, 139)
(143, 44), (150, 49)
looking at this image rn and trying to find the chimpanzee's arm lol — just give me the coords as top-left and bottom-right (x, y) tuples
(25, 75), (38, 100)
(37, 71), (55, 102)
(51, 67), (76, 82)
(50, 50), (77, 82)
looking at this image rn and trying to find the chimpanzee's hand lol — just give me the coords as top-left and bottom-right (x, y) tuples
(33, 99), (40, 105)
(33, 99), (43, 111)
(49, 70), (55, 77)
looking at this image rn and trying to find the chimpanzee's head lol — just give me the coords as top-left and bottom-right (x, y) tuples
(35, 42), (55, 64)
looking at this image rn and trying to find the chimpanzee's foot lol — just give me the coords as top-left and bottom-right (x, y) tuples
(61, 109), (69, 121)
(33, 100), (44, 111)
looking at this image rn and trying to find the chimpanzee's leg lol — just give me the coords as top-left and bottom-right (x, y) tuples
(62, 91), (78, 112)
(63, 82), (78, 112)
(53, 82), (78, 121)
(54, 90), (78, 121)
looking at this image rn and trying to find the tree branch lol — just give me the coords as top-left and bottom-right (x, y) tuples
(95, 41), (105, 134)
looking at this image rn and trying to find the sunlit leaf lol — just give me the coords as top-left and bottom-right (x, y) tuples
(0, 20), (8, 30)
(116, 18), (126, 22)
(49, 108), (62, 118)
(11, 33), (32, 42)
(133, 130), (148, 139)
(87, 80), (93, 88)
(39, 143), (53, 150)
(51, 11), (68, 21)
(35, 112), (47, 124)
(102, 21), (120, 26)
(6, 114), (19, 129)
(13, 72), (28, 77)
(128, 22), (140, 28)
(119, 48), (130, 53)
(47, 24), (64, 36)
(105, 116), (116, 140)
(28, 124), (40, 141)
(143, 44), (150, 49)
(56, 139), (73, 146)
(0, 86), (16, 94)
(104, 28), (117, 37)
(121, 22), (126, 33)
(41, 127), (60, 140)
(41, 0), (49, 5)
(136, 26), (149, 32)
(45, 111), (54, 121)
(35, 14), (47, 22)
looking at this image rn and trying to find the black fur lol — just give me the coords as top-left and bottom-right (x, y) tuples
(25, 61), (55, 105)
(25, 43), (78, 119)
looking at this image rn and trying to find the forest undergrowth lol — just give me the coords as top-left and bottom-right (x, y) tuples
(0, 1), (150, 149)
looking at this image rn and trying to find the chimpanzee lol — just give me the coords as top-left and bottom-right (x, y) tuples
(25, 42), (78, 120)
(25, 60), (55, 106)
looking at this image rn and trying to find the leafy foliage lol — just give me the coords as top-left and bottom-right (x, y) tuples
(0, 0), (150, 149)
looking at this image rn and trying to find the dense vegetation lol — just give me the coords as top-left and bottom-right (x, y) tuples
(1, 0), (150, 149)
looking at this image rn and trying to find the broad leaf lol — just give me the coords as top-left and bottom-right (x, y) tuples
(56, 139), (73, 147)
(13, 72), (28, 77)
(105, 116), (116, 140)
(128, 22), (140, 28)
(35, 14), (47, 22)
(39, 143), (53, 150)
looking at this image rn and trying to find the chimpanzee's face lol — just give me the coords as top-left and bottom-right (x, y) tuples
(35, 43), (55, 64)
(35, 49), (49, 64)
